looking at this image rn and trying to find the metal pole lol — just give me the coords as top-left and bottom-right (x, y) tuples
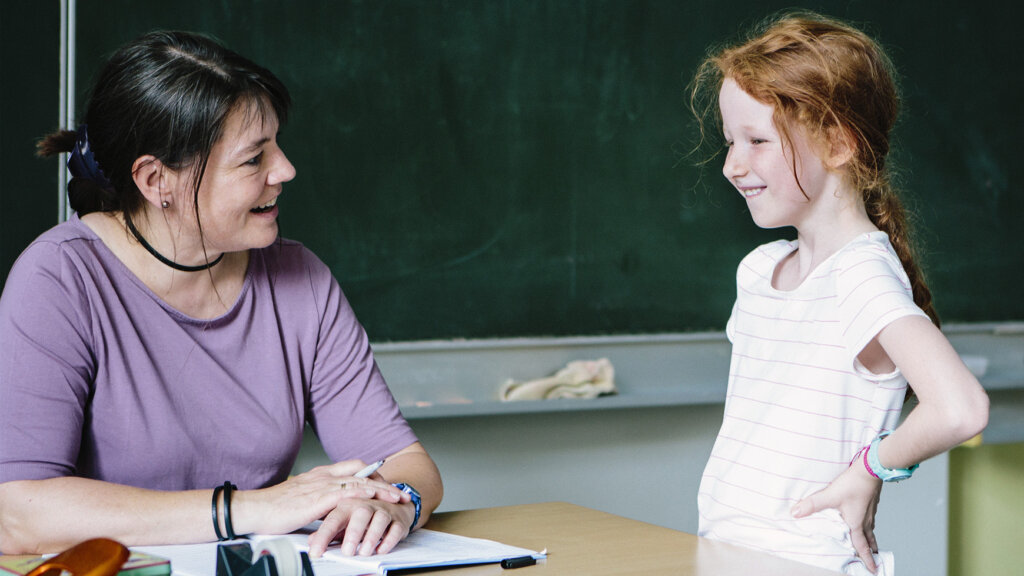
(57, 0), (76, 223)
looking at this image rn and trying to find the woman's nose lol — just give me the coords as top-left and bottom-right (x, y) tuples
(270, 149), (297, 185)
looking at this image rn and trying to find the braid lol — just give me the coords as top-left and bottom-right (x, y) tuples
(863, 185), (940, 327)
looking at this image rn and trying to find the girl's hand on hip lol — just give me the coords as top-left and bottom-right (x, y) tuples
(791, 462), (882, 574)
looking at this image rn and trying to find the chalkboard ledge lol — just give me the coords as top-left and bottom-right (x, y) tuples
(375, 323), (1024, 441)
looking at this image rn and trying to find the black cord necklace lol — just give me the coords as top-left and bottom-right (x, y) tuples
(124, 214), (224, 272)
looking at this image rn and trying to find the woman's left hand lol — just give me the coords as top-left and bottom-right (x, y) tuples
(791, 461), (883, 574)
(305, 442), (442, 558)
(307, 475), (414, 558)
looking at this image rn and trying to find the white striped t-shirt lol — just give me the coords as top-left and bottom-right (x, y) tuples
(697, 231), (928, 573)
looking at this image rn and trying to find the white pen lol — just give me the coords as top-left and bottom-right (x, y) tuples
(354, 459), (385, 478)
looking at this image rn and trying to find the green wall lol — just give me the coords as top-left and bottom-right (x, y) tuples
(949, 442), (1024, 576)
(0, 1), (59, 287)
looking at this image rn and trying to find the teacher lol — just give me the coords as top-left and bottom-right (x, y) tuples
(0, 30), (442, 558)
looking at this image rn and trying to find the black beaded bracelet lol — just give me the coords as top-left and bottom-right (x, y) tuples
(211, 484), (226, 541)
(222, 481), (238, 540)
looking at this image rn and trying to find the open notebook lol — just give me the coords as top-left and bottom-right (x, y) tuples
(135, 528), (544, 576)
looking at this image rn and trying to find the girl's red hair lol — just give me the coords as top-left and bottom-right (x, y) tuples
(691, 11), (938, 326)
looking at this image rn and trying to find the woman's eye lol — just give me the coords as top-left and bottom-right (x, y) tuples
(244, 152), (264, 166)
(751, 138), (768, 145)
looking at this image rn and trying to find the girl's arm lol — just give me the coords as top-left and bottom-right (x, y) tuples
(871, 315), (989, 468)
(793, 314), (989, 572)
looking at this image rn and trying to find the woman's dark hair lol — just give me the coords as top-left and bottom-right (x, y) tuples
(38, 30), (290, 221)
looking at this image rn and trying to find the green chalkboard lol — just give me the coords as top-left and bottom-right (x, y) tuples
(0, 2), (61, 289)
(53, 1), (1024, 339)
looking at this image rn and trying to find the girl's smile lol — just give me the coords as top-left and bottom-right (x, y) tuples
(718, 78), (834, 231)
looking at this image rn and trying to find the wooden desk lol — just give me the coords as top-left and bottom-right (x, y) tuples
(0, 503), (839, 575)
(425, 502), (840, 575)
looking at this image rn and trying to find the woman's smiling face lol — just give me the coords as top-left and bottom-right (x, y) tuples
(187, 100), (296, 254)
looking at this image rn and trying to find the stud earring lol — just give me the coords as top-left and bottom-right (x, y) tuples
(161, 200), (170, 209)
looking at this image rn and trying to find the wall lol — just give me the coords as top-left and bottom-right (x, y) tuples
(0, 1), (59, 287)
(948, 442), (1024, 576)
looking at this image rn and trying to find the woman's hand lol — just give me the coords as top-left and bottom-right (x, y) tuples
(234, 460), (407, 539)
(307, 495), (415, 558)
(791, 460), (882, 574)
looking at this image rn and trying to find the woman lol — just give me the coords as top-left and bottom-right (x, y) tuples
(0, 30), (442, 558)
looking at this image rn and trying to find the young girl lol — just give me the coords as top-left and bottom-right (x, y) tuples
(689, 12), (988, 575)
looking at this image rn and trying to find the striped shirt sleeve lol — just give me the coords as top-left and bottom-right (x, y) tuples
(834, 241), (928, 365)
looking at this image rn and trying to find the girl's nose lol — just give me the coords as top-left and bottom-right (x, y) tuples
(722, 146), (746, 180)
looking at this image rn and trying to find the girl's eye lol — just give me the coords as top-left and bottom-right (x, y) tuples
(244, 152), (264, 167)
(751, 138), (768, 145)
(723, 139), (734, 148)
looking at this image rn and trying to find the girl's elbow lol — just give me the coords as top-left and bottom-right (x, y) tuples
(952, 388), (990, 442)
(966, 389), (990, 438)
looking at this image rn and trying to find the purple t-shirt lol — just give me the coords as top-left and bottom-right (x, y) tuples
(0, 215), (417, 490)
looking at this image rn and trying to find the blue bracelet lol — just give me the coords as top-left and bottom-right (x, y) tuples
(865, 432), (919, 482)
(392, 483), (422, 533)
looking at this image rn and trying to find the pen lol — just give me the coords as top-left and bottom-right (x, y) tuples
(501, 556), (536, 569)
(354, 459), (385, 478)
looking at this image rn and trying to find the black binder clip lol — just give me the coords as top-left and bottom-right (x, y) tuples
(215, 542), (315, 576)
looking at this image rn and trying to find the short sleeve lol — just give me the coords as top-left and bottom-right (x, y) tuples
(0, 241), (95, 482)
(295, 250), (418, 464)
(834, 239), (929, 360)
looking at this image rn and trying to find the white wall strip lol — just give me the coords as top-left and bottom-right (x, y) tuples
(57, 0), (76, 223)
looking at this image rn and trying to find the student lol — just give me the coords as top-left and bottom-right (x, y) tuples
(0, 31), (442, 557)
(689, 12), (988, 575)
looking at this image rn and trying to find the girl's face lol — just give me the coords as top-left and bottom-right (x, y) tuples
(718, 78), (831, 230)
(184, 102), (296, 253)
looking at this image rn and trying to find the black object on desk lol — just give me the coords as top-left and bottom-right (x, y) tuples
(215, 543), (314, 576)
(500, 555), (537, 569)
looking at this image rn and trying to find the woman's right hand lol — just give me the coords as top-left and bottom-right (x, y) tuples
(232, 460), (407, 537)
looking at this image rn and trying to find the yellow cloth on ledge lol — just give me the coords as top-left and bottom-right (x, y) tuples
(500, 358), (616, 401)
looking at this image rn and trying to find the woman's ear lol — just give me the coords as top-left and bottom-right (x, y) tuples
(131, 155), (176, 209)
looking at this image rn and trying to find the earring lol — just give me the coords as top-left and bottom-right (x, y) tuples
(161, 200), (170, 209)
